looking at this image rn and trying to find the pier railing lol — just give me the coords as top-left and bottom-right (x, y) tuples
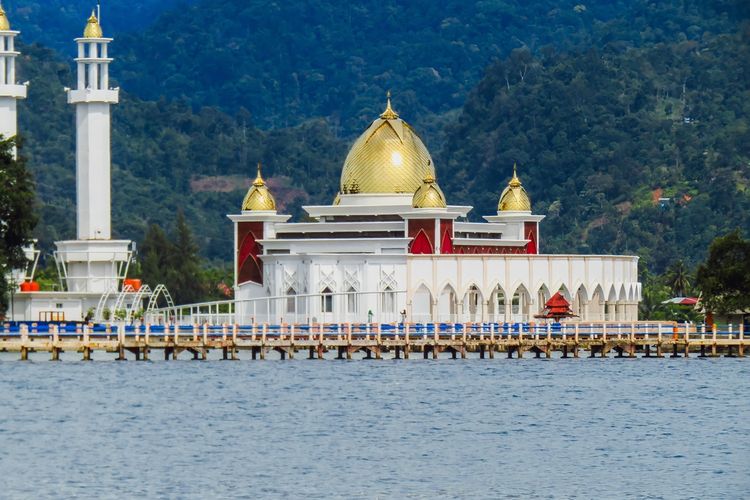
(1, 321), (747, 361)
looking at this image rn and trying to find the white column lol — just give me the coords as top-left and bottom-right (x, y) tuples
(75, 103), (112, 239)
(87, 60), (98, 90)
(504, 301), (512, 323)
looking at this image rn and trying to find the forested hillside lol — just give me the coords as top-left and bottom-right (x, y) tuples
(18, 44), (346, 261)
(7, 0), (196, 54)
(114, 0), (748, 135)
(439, 28), (750, 271)
(7, 0), (750, 275)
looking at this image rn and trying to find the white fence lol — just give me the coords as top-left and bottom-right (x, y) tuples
(146, 290), (408, 326)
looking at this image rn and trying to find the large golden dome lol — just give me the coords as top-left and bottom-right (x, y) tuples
(498, 164), (532, 212)
(242, 164), (277, 211)
(340, 94), (436, 195)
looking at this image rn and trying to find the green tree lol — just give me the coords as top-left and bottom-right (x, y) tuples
(168, 210), (206, 305)
(136, 214), (208, 305)
(139, 223), (171, 286)
(0, 137), (37, 315)
(663, 260), (692, 296)
(695, 230), (750, 315)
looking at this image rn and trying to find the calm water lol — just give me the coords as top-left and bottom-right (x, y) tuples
(0, 356), (748, 499)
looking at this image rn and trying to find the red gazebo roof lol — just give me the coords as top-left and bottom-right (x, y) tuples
(535, 292), (578, 320)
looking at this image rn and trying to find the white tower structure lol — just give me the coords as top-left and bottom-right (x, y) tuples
(0, 4), (27, 157)
(55, 11), (132, 294)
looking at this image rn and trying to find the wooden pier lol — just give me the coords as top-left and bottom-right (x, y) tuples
(1, 322), (747, 361)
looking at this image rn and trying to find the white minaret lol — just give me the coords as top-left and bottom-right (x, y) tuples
(55, 11), (132, 294)
(0, 4), (27, 157)
(69, 10), (118, 240)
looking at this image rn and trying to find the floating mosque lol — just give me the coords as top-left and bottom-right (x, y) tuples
(6, 9), (641, 325)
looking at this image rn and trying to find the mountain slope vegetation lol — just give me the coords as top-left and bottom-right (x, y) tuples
(113, 0), (749, 136)
(6, 0), (749, 276)
(439, 28), (750, 271)
(8, 0), (197, 54)
(18, 44), (346, 261)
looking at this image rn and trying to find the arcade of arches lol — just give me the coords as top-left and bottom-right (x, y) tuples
(409, 282), (639, 323)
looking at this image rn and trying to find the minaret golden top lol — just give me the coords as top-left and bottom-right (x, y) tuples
(84, 10), (103, 38)
(380, 91), (399, 120)
(0, 4), (11, 31)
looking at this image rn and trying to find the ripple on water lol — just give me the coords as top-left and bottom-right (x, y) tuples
(0, 359), (749, 498)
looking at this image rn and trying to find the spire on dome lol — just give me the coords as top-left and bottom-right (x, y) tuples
(253, 163), (266, 187)
(0, 3), (11, 31)
(509, 163), (521, 187)
(84, 10), (103, 38)
(380, 91), (399, 120)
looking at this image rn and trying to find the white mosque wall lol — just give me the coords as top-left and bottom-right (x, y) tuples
(406, 254), (640, 324)
(234, 253), (640, 325)
(236, 255), (408, 324)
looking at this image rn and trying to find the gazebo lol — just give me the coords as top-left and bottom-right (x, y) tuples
(535, 292), (578, 322)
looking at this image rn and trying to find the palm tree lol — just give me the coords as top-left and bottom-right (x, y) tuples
(664, 260), (692, 297)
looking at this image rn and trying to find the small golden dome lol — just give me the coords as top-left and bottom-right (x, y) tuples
(84, 10), (103, 38)
(0, 5), (11, 31)
(340, 93), (436, 194)
(498, 164), (532, 212)
(242, 163), (277, 211)
(412, 175), (447, 208)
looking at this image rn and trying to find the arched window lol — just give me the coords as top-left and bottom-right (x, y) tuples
(468, 285), (480, 309)
(286, 287), (297, 314)
(347, 286), (357, 314)
(321, 287), (333, 313)
(496, 288), (506, 309)
(381, 286), (396, 314)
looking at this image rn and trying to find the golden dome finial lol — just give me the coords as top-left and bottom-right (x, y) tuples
(498, 164), (531, 212)
(0, 3), (10, 31)
(243, 162), (277, 211)
(509, 162), (522, 187)
(380, 91), (399, 120)
(84, 10), (104, 38)
(253, 162), (265, 187)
